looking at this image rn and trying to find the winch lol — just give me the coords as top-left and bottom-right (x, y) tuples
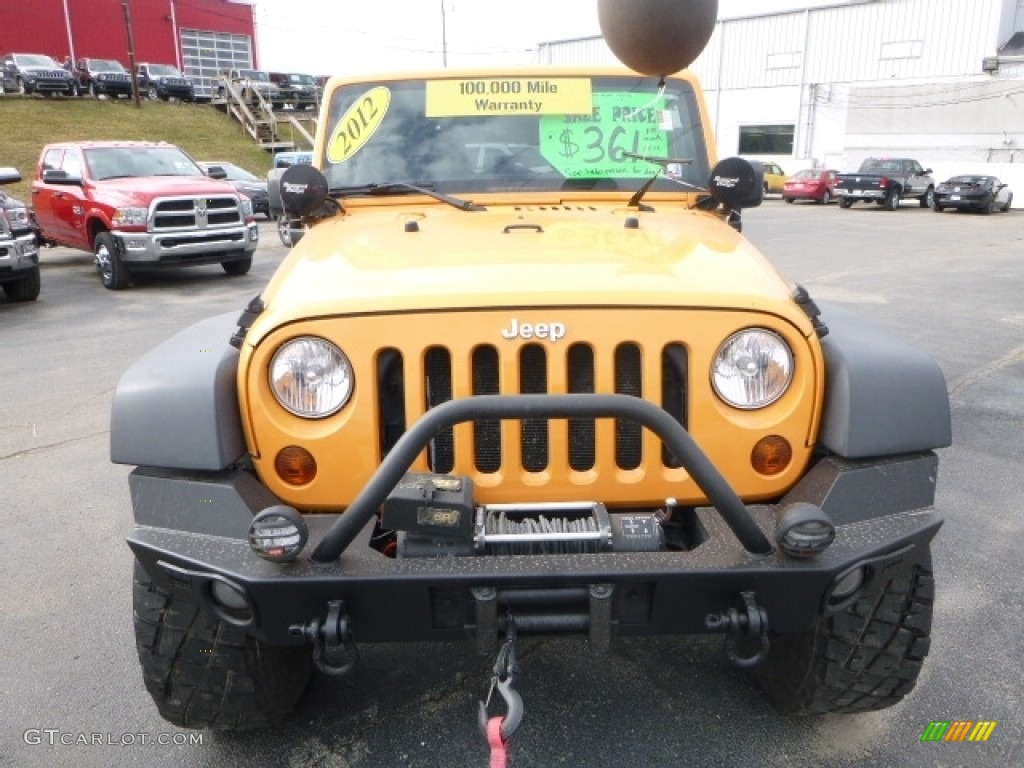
(382, 473), (666, 558)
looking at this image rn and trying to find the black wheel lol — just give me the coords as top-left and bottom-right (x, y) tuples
(94, 231), (131, 289)
(883, 190), (900, 211)
(983, 198), (995, 215)
(933, 204), (944, 213)
(2, 267), (41, 302)
(784, 197), (794, 204)
(820, 190), (831, 205)
(16, 77), (27, 95)
(839, 197), (853, 209)
(920, 187), (934, 208)
(277, 214), (294, 247)
(221, 256), (252, 276)
(1003, 193), (1013, 212)
(133, 561), (311, 730)
(755, 552), (934, 715)
(146, 85), (159, 101)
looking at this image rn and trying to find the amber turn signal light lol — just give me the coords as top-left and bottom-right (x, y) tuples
(275, 445), (317, 485)
(751, 435), (792, 475)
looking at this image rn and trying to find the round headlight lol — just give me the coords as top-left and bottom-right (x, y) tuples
(270, 336), (353, 418)
(712, 329), (793, 409)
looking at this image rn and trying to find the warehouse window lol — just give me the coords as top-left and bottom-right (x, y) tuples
(738, 125), (794, 155)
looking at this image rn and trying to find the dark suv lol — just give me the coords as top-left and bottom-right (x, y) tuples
(136, 62), (194, 102)
(1, 52), (75, 96)
(75, 58), (133, 98)
(268, 72), (319, 110)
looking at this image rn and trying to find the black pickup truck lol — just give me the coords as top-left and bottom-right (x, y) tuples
(836, 158), (935, 211)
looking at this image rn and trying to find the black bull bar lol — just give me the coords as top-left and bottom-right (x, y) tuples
(311, 394), (774, 561)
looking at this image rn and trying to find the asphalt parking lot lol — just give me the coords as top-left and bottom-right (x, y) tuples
(1, 204), (1022, 768)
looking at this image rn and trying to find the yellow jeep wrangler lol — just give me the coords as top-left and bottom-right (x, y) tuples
(112, 66), (950, 731)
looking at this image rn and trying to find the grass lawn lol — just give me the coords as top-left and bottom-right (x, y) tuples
(0, 95), (292, 202)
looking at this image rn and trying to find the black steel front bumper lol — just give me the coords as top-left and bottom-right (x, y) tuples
(128, 397), (942, 648)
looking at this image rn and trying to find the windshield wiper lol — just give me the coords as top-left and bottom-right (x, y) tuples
(329, 182), (485, 212)
(621, 153), (707, 210)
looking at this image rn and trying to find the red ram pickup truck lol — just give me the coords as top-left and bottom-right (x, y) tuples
(31, 141), (259, 289)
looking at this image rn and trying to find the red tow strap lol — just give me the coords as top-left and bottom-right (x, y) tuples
(487, 716), (508, 768)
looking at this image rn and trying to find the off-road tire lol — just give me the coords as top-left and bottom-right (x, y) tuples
(133, 561), (312, 730)
(839, 197), (853, 209)
(94, 231), (130, 290)
(755, 555), (934, 715)
(2, 266), (41, 301)
(222, 256), (252, 276)
(884, 190), (900, 211)
(920, 187), (935, 208)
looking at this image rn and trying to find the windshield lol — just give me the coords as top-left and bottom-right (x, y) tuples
(84, 147), (204, 181)
(16, 54), (59, 68)
(148, 64), (181, 77)
(948, 176), (987, 185)
(321, 75), (710, 196)
(239, 69), (269, 82)
(91, 60), (126, 73)
(290, 74), (314, 84)
(792, 169), (818, 180)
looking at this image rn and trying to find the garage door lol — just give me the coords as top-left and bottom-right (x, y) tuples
(180, 28), (253, 100)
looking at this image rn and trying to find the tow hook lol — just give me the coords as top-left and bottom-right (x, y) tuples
(289, 600), (358, 676)
(478, 618), (523, 767)
(705, 591), (770, 668)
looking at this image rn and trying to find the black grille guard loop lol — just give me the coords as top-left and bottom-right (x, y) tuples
(310, 394), (775, 562)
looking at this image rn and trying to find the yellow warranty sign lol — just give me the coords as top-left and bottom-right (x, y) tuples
(426, 78), (592, 117)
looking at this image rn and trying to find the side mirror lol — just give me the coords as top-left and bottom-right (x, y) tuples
(204, 165), (227, 180)
(923, 168), (933, 174)
(0, 166), (22, 185)
(42, 168), (82, 185)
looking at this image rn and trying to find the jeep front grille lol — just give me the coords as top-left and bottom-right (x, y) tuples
(380, 342), (688, 474)
(151, 196), (242, 231)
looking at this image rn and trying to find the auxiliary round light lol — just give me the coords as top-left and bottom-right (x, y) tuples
(712, 329), (794, 409)
(275, 445), (317, 485)
(248, 505), (309, 562)
(775, 502), (835, 559)
(270, 336), (353, 418)
(751, 435), (793, 475)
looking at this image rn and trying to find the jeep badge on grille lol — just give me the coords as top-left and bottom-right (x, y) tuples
(500, 319), (566, 341)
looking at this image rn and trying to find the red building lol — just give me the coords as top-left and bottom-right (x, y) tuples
(0, 0), (257, 98)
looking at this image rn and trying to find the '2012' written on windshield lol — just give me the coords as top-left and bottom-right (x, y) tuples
(327, 86), (392, 164)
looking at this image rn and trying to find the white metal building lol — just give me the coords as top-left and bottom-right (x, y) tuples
(539, 0), (1024, 205)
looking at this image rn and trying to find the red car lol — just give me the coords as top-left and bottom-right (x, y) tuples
(782, 169), (839, 204)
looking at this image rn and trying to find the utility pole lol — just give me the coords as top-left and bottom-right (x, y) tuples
(122, 0), (141, 108)
(440, 0), (447, 68)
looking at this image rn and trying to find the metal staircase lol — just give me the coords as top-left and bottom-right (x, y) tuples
(214, 76), (317, 153)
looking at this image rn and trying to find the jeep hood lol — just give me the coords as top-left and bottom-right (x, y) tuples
(254, 203), (812, 342)
(94, 176), (239, 207)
